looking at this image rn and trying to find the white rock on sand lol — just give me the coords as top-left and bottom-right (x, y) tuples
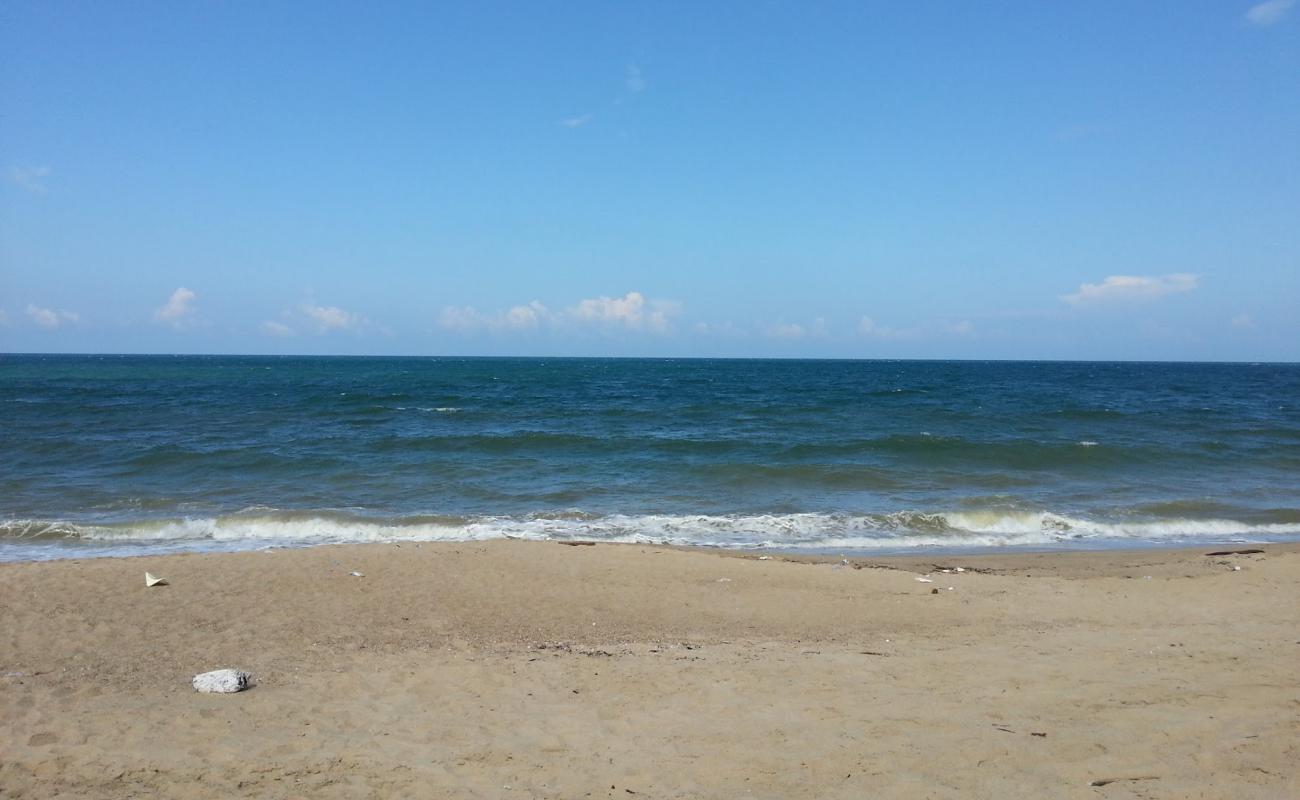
(191, 669), (252, 693)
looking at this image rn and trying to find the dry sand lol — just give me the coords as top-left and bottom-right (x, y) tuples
(2, 541), (1298, 799)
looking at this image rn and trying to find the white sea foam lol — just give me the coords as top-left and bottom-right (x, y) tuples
(394, 406), (461, 412)
(3, 510), (1299, 561)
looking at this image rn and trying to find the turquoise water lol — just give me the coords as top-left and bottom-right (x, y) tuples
(2, 355), (1298, 560)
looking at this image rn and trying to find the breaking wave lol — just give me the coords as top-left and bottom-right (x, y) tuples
(3, 508), (1299, 561)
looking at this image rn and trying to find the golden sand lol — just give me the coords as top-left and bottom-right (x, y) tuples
(3, 541), (1297, 798)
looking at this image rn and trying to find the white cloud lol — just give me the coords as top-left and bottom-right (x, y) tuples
(693, 320), (746, 338)
(567, 291), (679, 332)
(301, 303), (360, 333)
(560, 113), (593, 128)
(440, 301), (552, 334)
(440, 291), (680, 335)
(766, 318), (827, 340)
(625, 64), (646, 93)
(766, 322), (806, 339)
(260, 320), (296, 337)
(10, 165), (51, 194)
(154, 287), (197, 326)
(439, 306), (489, 334)
(857, 316), (918, 340)
(1061, 273), (1198, 306)
(947, 320), (975, 336)
(26, 304), (79, 329)
(1245, 0), (1295, 26)
(504, 301), (548, 329)
(1231, 314), (1258, 330)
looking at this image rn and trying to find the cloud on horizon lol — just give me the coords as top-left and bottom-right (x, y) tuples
(440, 291), (680, 335)
(154, 288), (197, 327)
(259, 302), (366, 336)
(440, 301), (549, 334)
(765, 322), (807, 340)
(765, 318), (827, 340)
(947, 320), (975, 336)
(858, 316), (914, 340)
(1061, 274), (1199, 306)
(259, 320), (296, 337)
(569, 291), (679, 332)
(26, 304), (79, 329)
(301, 303), (362, 333)
(1245, 0), (1295, 26)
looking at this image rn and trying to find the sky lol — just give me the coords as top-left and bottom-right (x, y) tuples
(1, 1), (1297, 360)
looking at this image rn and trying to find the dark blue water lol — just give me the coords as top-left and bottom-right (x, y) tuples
(3, 355), (1298, 560)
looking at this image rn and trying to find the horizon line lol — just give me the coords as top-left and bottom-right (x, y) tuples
(2, 351), (1297, 366)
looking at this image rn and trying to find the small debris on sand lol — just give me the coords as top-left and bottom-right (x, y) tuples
(192, 669), (253, 694)
(1089, 775), (1159, 787)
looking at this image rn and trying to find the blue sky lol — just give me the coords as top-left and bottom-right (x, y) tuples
(2, 1), (1297, 360)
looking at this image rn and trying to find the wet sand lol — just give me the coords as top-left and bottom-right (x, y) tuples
(2, 541), (1298, 798)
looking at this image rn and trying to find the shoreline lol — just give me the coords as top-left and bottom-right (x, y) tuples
(4, 540), (1298, 798)
(7, 532), (1300, 566)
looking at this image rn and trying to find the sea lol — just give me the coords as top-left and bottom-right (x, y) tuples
(2, 354), (1298, 562)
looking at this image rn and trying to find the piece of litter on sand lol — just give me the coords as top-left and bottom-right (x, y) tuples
(717, 577), (732, 582)
(1232, 565), (1242, 571)
(145, 572), (167, 587)
(757, 555), (772, 560)
(349, 571), (365, 577)
(915, 576), (933, 583)
(1088, 776), (1159, 787)
(192, 669), (253, 694)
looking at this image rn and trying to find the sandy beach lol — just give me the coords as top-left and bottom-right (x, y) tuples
(2, 541), (1297, 798)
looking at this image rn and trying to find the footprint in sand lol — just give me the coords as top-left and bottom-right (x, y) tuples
(28, 732), (59, 746)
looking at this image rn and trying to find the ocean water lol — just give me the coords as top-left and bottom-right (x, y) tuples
(2, 355), (1298, 561)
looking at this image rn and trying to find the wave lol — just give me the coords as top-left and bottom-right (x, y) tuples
(3, 508), (1299, 559)
(391, 406), (463, 414)
(347, 431), (1184, 471)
